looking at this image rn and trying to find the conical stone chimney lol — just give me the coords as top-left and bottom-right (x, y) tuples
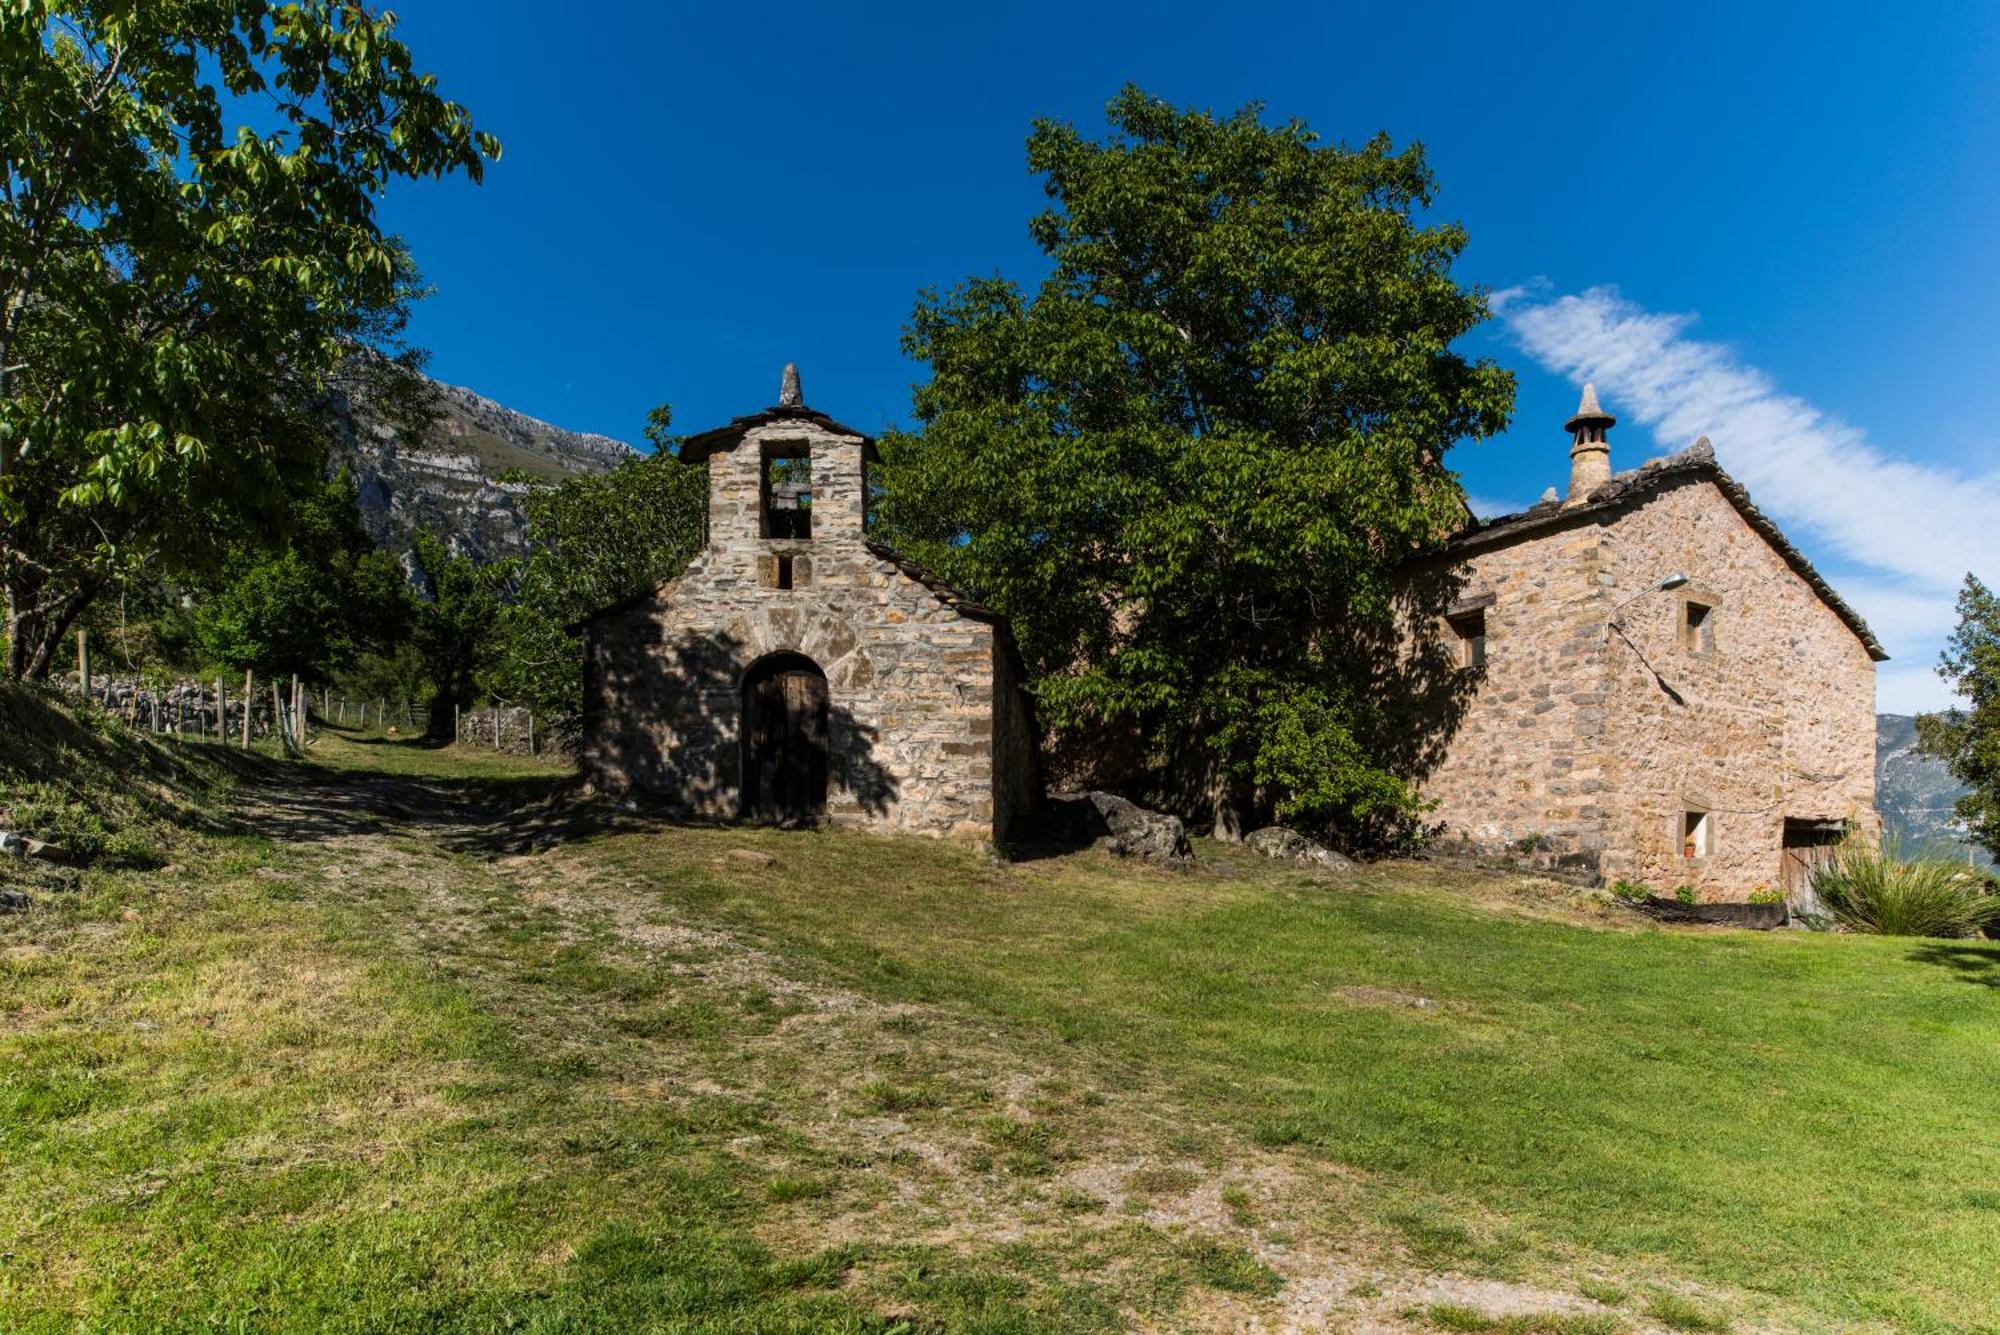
(1564, 382), (1615, 504)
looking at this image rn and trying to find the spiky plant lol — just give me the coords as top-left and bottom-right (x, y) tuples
(1811, 839), (2000, 939)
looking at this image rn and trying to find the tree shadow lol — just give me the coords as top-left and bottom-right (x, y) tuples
(580, 626), (897, 825)
(1904, 941), (2000, 988)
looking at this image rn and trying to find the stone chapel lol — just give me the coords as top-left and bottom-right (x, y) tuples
(576, 367), (1038, 843)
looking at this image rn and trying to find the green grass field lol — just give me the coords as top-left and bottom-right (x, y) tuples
(3, 700), (1996, 1332)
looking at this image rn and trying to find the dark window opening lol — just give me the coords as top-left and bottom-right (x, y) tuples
(1447, 608), (1487, 669)
(1684, 600), (1715, 654)
(761, 443), (812, 540)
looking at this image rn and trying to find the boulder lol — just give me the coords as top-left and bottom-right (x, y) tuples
(1045, 792), (1192, 862)
(0, 889), (28, 914)
(1244, 826), (1354, 876)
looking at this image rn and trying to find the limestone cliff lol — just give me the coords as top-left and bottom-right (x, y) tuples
(330, 372), (635, 564)
(1876, 713), (1990, 865)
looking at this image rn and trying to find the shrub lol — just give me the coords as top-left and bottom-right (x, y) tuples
(1672, 884), (1698, 905)
(1745, 886), (1785, 905)
(1811, 839), (2000, 939)
(1609, 880), (1647, 902)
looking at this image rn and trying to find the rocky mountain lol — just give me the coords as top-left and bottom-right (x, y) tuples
(1877, 713), (1989, 865)
(332, 373), (636, 564)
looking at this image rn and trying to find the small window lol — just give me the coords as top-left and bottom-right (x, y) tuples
(1682, 810), (1713, 859)
(1683, 600), (1715, 654)
(759, 554), (795, 590)
(760, 443), (812, 540)
(1446, 608), (1487, 669)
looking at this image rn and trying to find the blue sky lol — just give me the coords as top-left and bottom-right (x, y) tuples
(374, 1), (2000, 711)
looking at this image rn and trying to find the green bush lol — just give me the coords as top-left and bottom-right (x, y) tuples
(1746, 886), (1785, 905)
(1811, 839), (2000, 939)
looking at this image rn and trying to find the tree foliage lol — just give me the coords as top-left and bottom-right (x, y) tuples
(407, 528), (505, 739)
(192, 471), (407, 684)
(0, 0), (497, 679)
(1917, 574), (2000, 860)
(489, 422), (707, 725)
(872, 87), (1512, 839)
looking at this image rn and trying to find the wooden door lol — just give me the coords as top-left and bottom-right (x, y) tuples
(745, 663), (828, 825)
(1781, 820), (1844, 897)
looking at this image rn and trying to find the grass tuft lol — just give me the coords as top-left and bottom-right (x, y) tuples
(1642, 1292), (1730, 1332)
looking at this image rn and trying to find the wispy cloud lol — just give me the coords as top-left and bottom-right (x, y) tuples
(1495, 286), (2000, 591)
(1493, 285), (1993, 712)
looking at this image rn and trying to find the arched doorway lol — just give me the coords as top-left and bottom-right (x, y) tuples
(741, 653), (828, 825)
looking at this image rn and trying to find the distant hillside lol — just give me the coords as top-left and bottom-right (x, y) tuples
(330, 373), (636, 564)
(1876, 713), (1989, 865)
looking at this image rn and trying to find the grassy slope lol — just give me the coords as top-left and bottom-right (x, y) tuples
(3, 703), (1996, 1332)
(595, 832), (2000, 1333)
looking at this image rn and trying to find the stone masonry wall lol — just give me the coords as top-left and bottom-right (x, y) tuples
(1401, 515), (1617, 876)
(1404, 475), (1877, 900)
(1595, 479), (1877, 897)
(580, 417), (1027, 844)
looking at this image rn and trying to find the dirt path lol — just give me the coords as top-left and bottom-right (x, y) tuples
(222, 749), (1783, 1334)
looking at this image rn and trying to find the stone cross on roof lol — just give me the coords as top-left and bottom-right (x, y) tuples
(778, 363), (802, 407)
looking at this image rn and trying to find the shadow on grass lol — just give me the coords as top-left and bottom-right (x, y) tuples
(1904, 941), (2000, 988)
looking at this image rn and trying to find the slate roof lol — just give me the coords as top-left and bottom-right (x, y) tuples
(860, 540), (1006, 625)
(1432, 439), (1889, 662)
(677, 404), (878, 463)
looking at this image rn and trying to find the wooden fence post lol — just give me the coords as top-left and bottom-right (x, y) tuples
(242, 669), (253, 748)
(77, 628), (90, 697)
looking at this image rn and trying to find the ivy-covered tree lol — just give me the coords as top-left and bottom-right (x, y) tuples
(0, 1), (497, 679)
(872, 87), (1513, 841)
(1917, 574), (2000, 860)
(488, 410), (707, 726)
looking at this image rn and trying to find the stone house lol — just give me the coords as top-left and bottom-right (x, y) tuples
(576, 367), (1038, 844)
(1399, 386), (1885, 901)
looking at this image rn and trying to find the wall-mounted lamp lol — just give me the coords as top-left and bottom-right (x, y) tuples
(1610, 572), (1690, 623)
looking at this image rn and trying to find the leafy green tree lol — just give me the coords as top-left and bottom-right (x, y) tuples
(193, 472), (410, 685)
(408, 528), (507, 740)
(0, 1), (497, 679)
(489, 417), (707, 725)
(872, 87), (1513, 841)
(1917, 575), (2000, 860)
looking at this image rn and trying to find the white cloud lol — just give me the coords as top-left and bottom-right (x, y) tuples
(1877, 662), (1955, 716)
(1495, 286), (1991, 715)
(1465, 493), (1529, 520)
(1498, 286), (2000, 592)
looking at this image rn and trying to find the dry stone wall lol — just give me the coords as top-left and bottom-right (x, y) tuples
(1401, 516), (1617, 877)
